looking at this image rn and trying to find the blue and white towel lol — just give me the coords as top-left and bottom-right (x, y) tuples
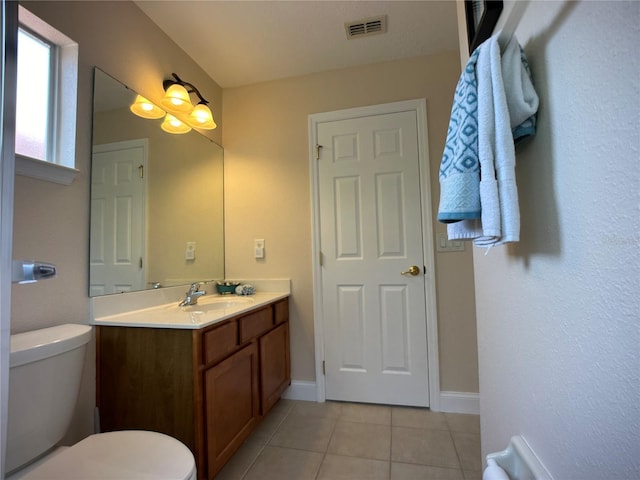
(441, 34), (539, 246)
(437, 48), (482, 223)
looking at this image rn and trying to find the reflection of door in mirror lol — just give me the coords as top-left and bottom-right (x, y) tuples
(90, 140), (147, 296)
(90, 68), (225, 296)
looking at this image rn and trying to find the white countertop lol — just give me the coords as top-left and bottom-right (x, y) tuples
(91, 291), (290, 330)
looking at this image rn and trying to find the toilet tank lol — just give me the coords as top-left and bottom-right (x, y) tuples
(6, 324), (93, 475)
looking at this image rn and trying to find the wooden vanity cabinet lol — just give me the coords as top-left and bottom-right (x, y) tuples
(97, 298), (290, 480)
(204, 342), (259, 474)
(97, 327), (197, 449)
(260, 322), (290, 414)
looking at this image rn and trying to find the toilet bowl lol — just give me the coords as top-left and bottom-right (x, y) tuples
(5, 324), (196, 480)
(7, 431), (196, 480)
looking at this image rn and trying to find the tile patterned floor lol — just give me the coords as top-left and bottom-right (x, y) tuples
(216, 400), (481, 480)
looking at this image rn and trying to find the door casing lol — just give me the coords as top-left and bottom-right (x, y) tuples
(308, 99), (441, 410)
(1, 0), (19, 470)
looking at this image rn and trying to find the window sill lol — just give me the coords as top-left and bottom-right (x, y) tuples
(15, 154), (79, 185)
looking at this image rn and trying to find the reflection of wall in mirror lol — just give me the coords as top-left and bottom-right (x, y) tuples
(93, 108), (224, 289)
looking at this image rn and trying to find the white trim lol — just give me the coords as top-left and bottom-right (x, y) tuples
(282, 381), (318, 402)
(439, 391), (480, 415)
(309, 108), (327, 404)
(415, 99), (441, 412)
(1, 2), (19, 472)
(308, 99), (440, 409)
(282, 383), (480, 415)
(15, 154), (78, 185)
(17, 5), (79, 178)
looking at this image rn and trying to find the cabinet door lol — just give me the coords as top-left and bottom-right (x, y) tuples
(205, 342), (259, 477)
(259, 322), (291, 414)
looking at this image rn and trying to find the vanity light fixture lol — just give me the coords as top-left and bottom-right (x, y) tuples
(162, 73), (217, 130)
(129, 72), (217, 133)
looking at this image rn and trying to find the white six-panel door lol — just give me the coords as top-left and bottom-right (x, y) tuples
(317, 109), (430, 407)
(90, 139), (147, 296)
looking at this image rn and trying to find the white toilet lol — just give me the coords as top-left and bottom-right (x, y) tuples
(6, 323), (197, 480)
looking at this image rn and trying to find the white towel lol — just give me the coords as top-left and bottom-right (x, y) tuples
(502, 37), (539, 137)
(448, 34), (538, 246)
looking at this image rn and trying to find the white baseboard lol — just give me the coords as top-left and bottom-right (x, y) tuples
(439, 391), (480, 414)
(282, 381), (317, 402)
(282, 383), (479, 415)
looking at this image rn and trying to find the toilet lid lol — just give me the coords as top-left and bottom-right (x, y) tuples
(21, 431), (196, 479)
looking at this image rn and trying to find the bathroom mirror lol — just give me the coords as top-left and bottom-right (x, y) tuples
(89, 68), (224, 296)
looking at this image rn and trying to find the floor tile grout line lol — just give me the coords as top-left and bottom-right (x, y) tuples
(312, 407), (341, 480)
(250, 400), (343, 479)
(238, 400), (296, 480)
(448, 427), (466, 474)
(232, 400), (479, 479)
(389, 409), (394, 480)
(236, 442), (265, 480)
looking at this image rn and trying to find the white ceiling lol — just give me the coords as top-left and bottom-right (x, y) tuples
(134, 1), (460, 89)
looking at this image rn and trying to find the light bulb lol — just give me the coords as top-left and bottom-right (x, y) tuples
(161, 84), (193, 113)
(188, 103), (217, 130)
(130, 95), (165, 119)
(161, 114), (191, 134)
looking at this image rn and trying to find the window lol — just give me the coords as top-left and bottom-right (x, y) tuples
(15, 6), (79, 185)
(16, 28), (53, 162)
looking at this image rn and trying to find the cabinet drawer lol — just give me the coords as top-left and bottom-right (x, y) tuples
(239, 307), (273, 343)
(274, 300), (288, 325)
(204, 320), (238, 365)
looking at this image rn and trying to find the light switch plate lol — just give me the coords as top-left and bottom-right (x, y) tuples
(436, 233), (465, 252)
(254, 239), (265, 259)
(185, 241), (196, 260)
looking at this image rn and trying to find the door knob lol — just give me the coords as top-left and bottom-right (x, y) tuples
(401, 265), (420, 276)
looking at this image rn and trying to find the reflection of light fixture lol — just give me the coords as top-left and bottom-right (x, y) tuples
(130, 95), (165, 119)
(129, 72), (217, 134)
(161, 114), (191, 134)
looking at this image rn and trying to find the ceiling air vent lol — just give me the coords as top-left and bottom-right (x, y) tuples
(345, 15), (387, 39)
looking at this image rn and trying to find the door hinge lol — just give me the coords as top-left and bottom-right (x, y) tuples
(139, 257), (143, 268)
(322, 360), (326, 375)
(138, 164), (144, 178)
(315, 144), (323, 160)
(319, 251), (323, 266)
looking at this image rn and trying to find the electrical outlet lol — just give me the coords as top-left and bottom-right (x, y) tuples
(254, 239), (265, 259)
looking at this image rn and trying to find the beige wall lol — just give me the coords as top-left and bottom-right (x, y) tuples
(12, 1), (223, 442)
(223, 53), (479, 393)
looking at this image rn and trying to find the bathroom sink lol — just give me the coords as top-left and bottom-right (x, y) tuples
(178, 295), (255, 313)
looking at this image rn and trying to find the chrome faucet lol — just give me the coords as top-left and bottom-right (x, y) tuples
(179, 282), (207, 307)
